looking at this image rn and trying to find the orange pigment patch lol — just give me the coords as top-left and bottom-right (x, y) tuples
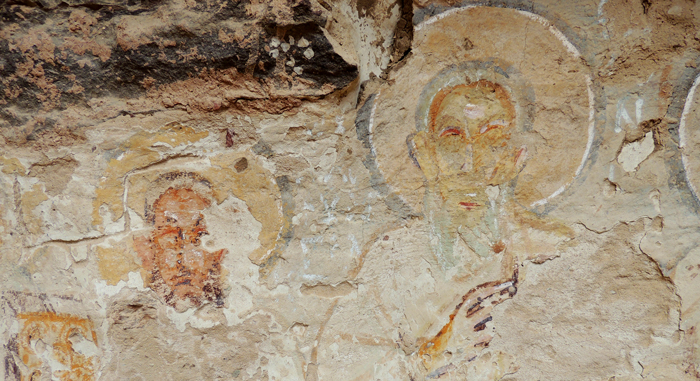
(492, 241), (506, 253)
(16, 312), (98, 381)
(135, 187), (226, 309)
(418, 311), (457, 361)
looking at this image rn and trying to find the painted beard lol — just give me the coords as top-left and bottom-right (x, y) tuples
(148, 263), (224, 312)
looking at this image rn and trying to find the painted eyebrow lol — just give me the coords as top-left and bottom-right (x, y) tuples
(439, 127), (465, 137)
(479, 119), (509, 133)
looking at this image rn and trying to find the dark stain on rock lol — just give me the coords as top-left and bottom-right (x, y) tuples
(292, 0), (325, 23)
(355, 0), (377, 16)
(225, 128), (236, 148)
(195, 0), (248, 21)
(258, 21), (358, 90)
(0, 0), (357, 132)
(25, 118), (58, 141)
(0, 3), (51, 25)
(107, 32), (256, 95)
(252, 140), (274, 159)
(234, 157), (248, 173)
(389, 0), (413, 66)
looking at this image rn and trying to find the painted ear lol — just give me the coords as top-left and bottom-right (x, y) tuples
(214, 248), (227, 262)
(514, 145), (528, 174)
(406, 133), (421, 169)
(408, 131), (440, 182)
(133, 235), (155, 268)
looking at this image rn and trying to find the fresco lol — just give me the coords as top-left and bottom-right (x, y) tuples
(90, 124), (292, 289)
(674, 72), (700, 370)
(133, 172), (226, 310)
(680, 74), (700, 205)
(14, 312), (98, 381)
(409, 73), (526, 375)
(3, 0), (700, 379)
(316, 6), (595, 379)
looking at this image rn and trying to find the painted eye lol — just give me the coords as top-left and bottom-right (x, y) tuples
(440, 128), (463, 137)
(480, 125), (497, 134)
(156, 227), (180, 247)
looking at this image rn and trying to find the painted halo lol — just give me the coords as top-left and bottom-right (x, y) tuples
(366, 6), (595, 213)
(680, 74), (700, 205)
(125, 153), (292, 274)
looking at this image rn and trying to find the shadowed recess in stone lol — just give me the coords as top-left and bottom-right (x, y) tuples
(0, 0), (358, 131)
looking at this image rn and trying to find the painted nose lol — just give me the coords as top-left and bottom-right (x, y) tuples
(460, 144), (473, 172)
(180, 247), (206, 269)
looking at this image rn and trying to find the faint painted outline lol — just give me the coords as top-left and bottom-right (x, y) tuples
(678, 73), (700, 203)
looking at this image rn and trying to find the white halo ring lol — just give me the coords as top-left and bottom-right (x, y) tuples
(367, 6), (596, 212)
(679, 74), (700, 203)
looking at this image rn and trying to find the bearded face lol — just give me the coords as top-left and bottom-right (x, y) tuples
(136, 187), (226, 310)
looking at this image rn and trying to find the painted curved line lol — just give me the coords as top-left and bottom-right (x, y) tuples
(579, 75), (597, 178)
(531, 74), (596, 207)
(678, 74), (700, 203)
(416, 6), (596, 208)
(356, 93), (417, 218)
(368, 91), (380, 157)
(515, 10), (581, 59)
(414, 5), (479, 31)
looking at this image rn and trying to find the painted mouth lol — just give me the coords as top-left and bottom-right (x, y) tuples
(459, 202), (482, 211)
(175, 278), (193, 287)
(169, 273), (198, 287)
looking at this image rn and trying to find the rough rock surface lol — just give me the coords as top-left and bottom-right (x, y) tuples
(2, 0), (700, 380)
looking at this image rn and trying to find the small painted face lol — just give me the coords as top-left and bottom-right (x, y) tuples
(16, 312), (98, 381)
(150, 188), (224, 303)
(413, 80), (526, 218)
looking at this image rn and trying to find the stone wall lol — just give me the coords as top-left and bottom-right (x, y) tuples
(2, 0), (700, 379)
